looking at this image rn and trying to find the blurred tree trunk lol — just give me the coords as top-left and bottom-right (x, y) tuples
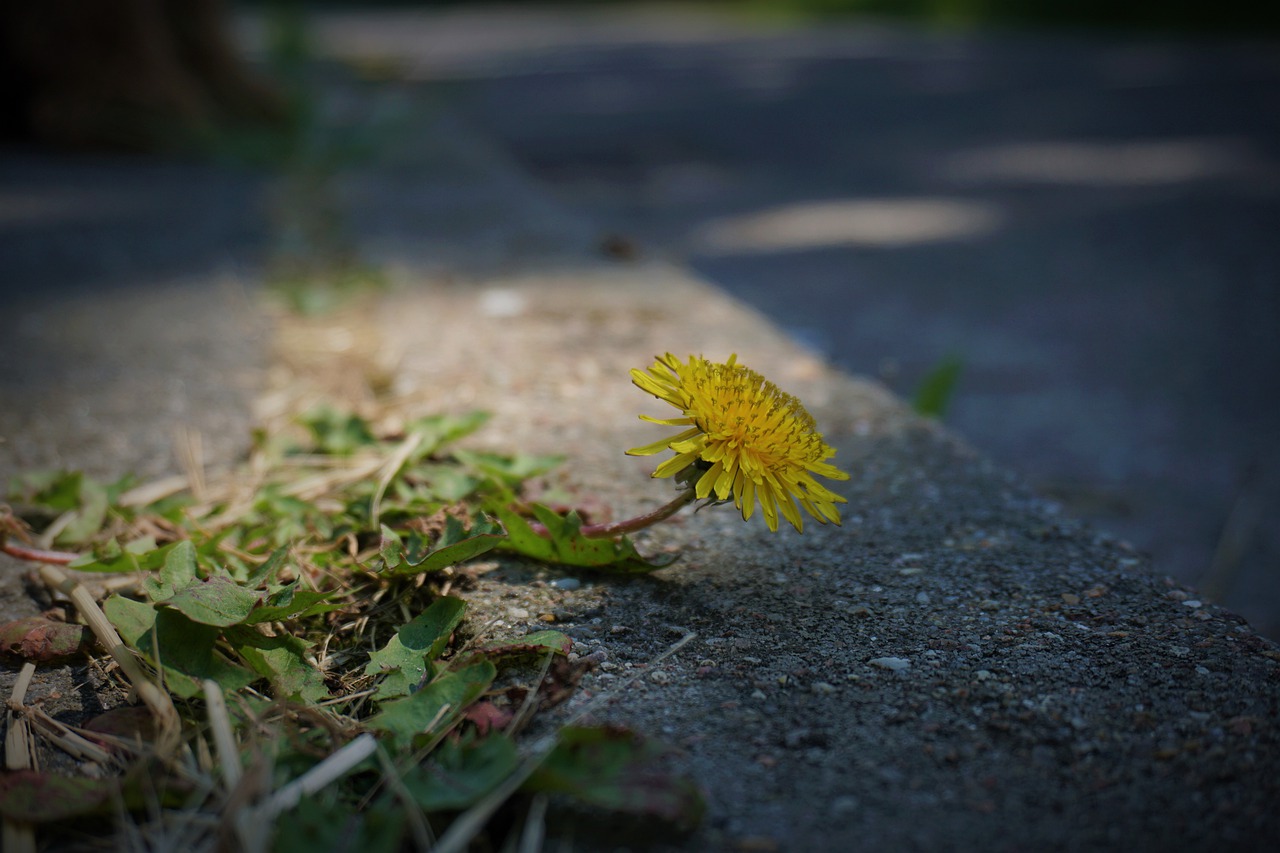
(0, 0), (285, 150)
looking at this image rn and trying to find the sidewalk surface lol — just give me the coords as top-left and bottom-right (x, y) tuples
(3, 6), (1279, 851)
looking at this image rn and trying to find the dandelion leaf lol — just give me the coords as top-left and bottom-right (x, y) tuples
(366, 660), (496, 751)
(298, 405), (377, 455)
(67, 535), (163, 573)
(400, 735), (519, 812)
(0, 770), (118, 822)
(275, 795), (406, 853)
(227, 626), (329, 703)
(104, 595), (255, 698)
(477, 629), (573, 659)
(6, 470), (109, 545)
(162, 576), (262, 627)
(405, 411), (491, 458)
(526, 725), (705, 829)
(142, 539), (200, 602)
(364, 596), (468, 699)
(242, 581), (338, 624)
(374, 514), (506, 576)
(493, 503), (677, 573)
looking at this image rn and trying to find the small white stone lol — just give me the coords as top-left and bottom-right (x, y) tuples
(869, 657), (911, 672)
(478, 288), (526, 318)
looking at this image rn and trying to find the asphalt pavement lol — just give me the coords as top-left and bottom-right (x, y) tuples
(300, 5), (1280, 638)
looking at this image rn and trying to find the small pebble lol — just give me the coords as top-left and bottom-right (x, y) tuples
(830, 795), (859, 816)
(869, 657), (911, 672)
(650, 670), (671, 685)
(508, 607), (529, 619)
(551, 577), (581, 591)
(916, 591), (931, 605)
(1183, 599), (1203, 608)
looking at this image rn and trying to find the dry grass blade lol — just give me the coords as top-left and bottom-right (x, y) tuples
(117, 473), (196, 508)
(260, 732), (377, 818)
(12, 704), (115, 764)
(38, 563), (182, 756)
(190, 454), (385, 532)
(517, 793), (548, 853)
(174, 425), (208, 503)
(370, 431), (423, 527)
(508, 650), (556, 737)
(232, 732), (379, 852)
(4, 662), (38, 853)
(284, 456), (386, 502)
(202, 679), (242, 793)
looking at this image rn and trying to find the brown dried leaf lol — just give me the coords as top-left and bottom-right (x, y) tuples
(0, 617), (92, 662)
(83, 706), (159, 743)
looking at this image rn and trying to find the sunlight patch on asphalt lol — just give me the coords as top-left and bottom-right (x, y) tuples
(691, 197), (1002, 253)
(943, 138), (1263, 186)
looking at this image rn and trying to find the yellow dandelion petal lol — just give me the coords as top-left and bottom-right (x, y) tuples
(694, 461), (723, 500)
(739, 475), (757, 520)
(758, 483), (781, 532)
(639, 415), (696, 426)
(653, 450), (701, 479)
(628, 353), (851, 533)
(777, 492), (804, 533)
(627, 436), (678, 457)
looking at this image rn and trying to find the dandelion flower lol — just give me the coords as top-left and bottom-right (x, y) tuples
(627, 353), (850, 532)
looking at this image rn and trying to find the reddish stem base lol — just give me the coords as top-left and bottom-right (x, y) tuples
(530, 490), (697, 539)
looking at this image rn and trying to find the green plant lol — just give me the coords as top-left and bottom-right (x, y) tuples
(912, 354), (964, 419)
(1, 406), (696, 850)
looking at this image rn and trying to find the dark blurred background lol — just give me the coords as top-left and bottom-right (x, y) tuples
(2, 1), (1278, 637)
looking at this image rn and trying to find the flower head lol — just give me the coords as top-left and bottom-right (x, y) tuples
(627, 353), (849, 532)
